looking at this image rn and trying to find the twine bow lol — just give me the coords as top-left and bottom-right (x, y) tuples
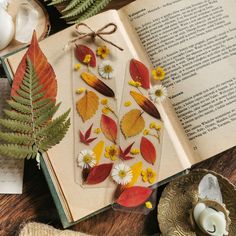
(66, 23), (123, 51)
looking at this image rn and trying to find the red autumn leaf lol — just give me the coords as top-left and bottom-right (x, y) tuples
(130, 91), (161, 120)
(116, 186), (153, 208)
(86, 163), (113, 185)
(130, 59), (150, 89)
(79, 124), (97, 145)
(119, 142), (135, 161)
(140, 137), (156, 165)
(11, 31), (57, 100)
(100, 114), (117, 144)
(75, 45), (96, 67)
(85, 124), (93, 140)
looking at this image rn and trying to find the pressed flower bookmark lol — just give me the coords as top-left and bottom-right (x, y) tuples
(72, 42), (120, 188)
(111, 59), (165, 213)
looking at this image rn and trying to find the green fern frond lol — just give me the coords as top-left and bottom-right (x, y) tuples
(61, 0), (95, 19)
(0, 144), (37, 159)
(36, 109), (71, 138)
(12, 95), (31, 106)
(7, 100), (31, 114)
(0, 132), (33, 145)
(0, 58), (70, 160)
(62, 0), (81, 12)
(34, 103), (60, 126)
(3, 110), (32, 123)
(47, 0), (111, 24)
(39, 119), (70, 151)
(68, 0), (111, 24)
(0, 119), (32, 133)
(48, 0), (68, 6)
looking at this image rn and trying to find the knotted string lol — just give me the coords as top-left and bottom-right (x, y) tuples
(64, 23), (123, 51)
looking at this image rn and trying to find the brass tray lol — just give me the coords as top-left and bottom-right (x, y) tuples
(158, 169), (236, 236)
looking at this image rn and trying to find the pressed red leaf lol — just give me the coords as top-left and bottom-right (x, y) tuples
(130, 59), (150, 89)
(86, 163), (113, 185)
(81, 72), (115, 97)
(79, 124), (97, 145)
(86, 137), (97, 144)
(79, 131), (86, 143)
(75, 45), (96, 67)
(140, 137), (156, 165)
(100, 114), (117, 144)
(11, 31), (57, 100)
(116, 186), (153, 208)
(85, 124), (93, 140)
(119, 142), (135, 160)
(130, 91), (161, 120)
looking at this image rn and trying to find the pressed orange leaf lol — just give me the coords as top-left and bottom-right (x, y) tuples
(116, 186), (153, 208)
(76, 91), (99, 122)
(86, 163), (113, 185)
(93, 141), (105, 164)
(130, 59), (150, 89)
(75, 45), (96, 67)
(101, 114), (117, 143)
(130, 91), (161, 120)
(126, 162), (143, 188)
(81, 72), (115, 97)
(120, 109), (145, 138)
(11, 31), (57, 100)
(140, 137), (156, 165)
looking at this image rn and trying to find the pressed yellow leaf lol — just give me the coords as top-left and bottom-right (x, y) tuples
(76, 91), (99, 122)
(126, 162), (143, 188)
(93, 141), (104, 164)
(120, 109), (145, 138)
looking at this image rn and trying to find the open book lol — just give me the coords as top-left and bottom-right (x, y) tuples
(2, 0), (236, 228)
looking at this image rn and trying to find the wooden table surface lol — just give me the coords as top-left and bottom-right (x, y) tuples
(0, 0), (235, 235)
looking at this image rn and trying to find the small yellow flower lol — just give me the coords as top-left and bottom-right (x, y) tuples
(124, 101), (132, 107)
(130, 148), (140, 155)
(83, 54), (92, 64)
(76, 87), (86, 94)
(149, 122), (162, 131)
(152, 66), (165, 81)
(102, 107), (110, 114)
(74, 63), (81, 71)
(149, 122), (157, 129)
(141, 167), (157, 184)
(143, 129), (150, 136)
(101, 98), (108, 105)
(97, 45), (110, 59)
(154, 124), (162, 131)
(128, 80), (136, 86)
(145, 201), (153, 209)
(94, 128), (101, 134)
(128, 80), (141, 87)
(105, 145), (119, 161)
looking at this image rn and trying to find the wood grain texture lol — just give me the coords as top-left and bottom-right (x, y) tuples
(0, 0), (235, 235)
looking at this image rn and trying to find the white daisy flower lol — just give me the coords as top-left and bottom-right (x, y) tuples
(111, 163), (133, 185)
(98, 61), (114, 79)
(77, 149), (96, 169)
(149, 84), (168, 103)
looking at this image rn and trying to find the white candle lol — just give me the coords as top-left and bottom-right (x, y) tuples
(193, 203), (228, 236)
(0, 7), (14, 50)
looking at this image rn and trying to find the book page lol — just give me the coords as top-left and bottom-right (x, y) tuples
(0, 79), (24, 194)
(121, 0), (236, 163)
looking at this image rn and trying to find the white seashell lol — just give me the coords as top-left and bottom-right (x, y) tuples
(15, 3), (38, 43)
(0, 7), (14, 50)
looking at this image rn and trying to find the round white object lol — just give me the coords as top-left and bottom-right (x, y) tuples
(0, 7), (14, 50)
